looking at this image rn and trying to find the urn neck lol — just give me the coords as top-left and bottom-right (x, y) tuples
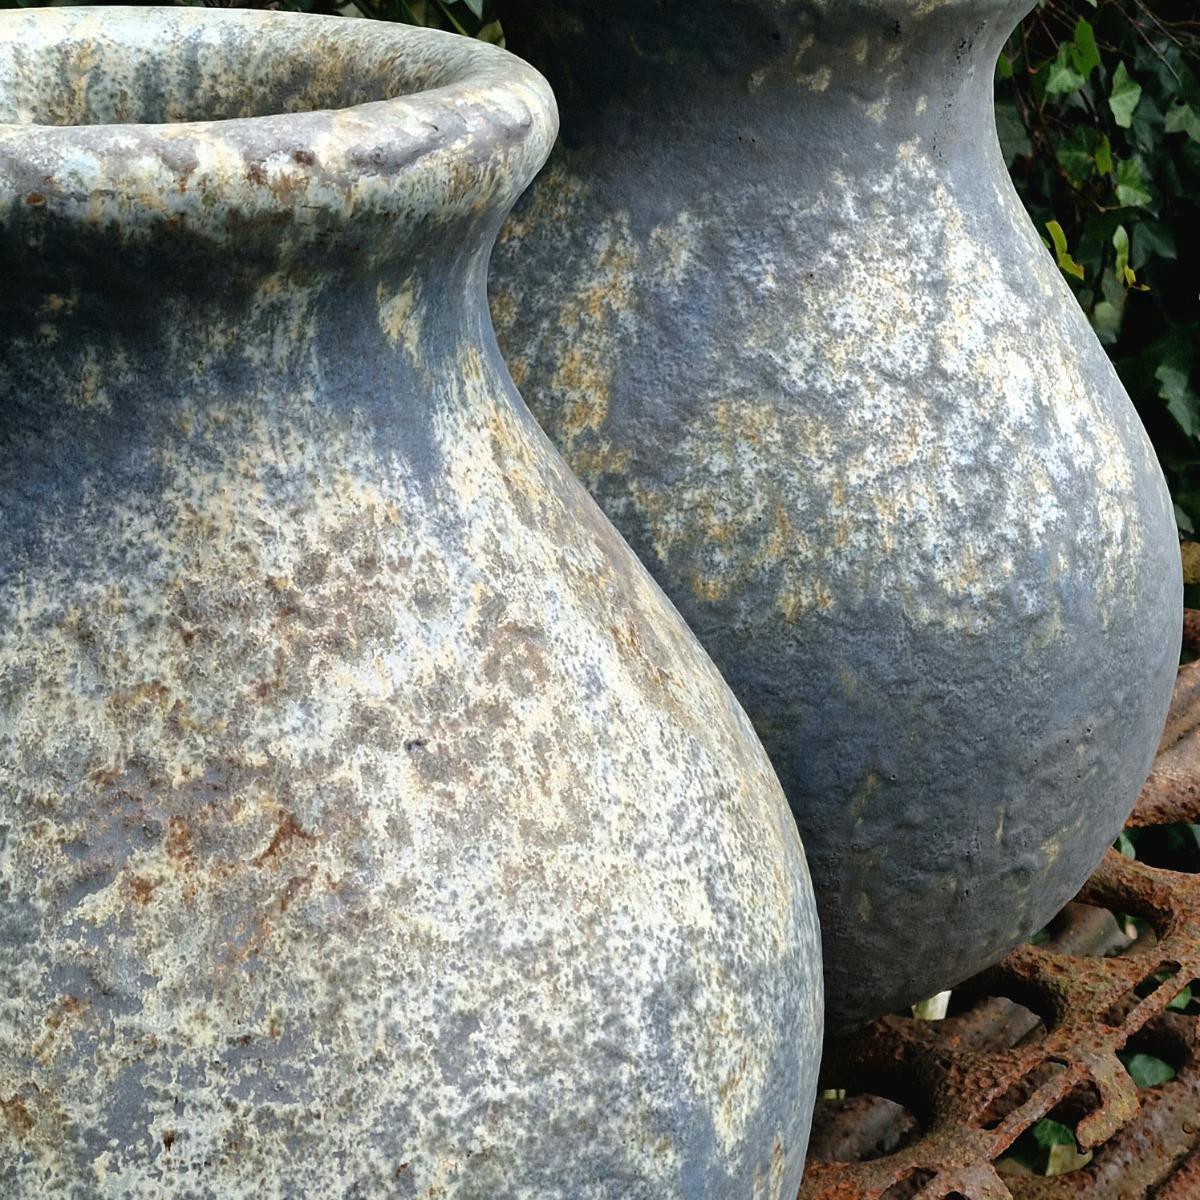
(502, 0), (1031, 153)
(0, 234), (502, 529)
(0, 8), (554, 438)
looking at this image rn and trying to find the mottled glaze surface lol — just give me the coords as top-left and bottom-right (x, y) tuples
(490, 0), (1182, 1033)
(0, 9), (822, 1196)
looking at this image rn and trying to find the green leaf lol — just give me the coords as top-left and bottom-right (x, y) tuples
(1045, 43), (1087, 97)
(996, 53), (1014, 82)
(1168, 984), (1193, 1012)
(995, 101), (1032, 167)
(1072, 19), (1101, 80)
(1165, 103), (1200, 143)
(1156, 344), (1200, 439)
(1095, 134), (1114, 177)
(1092, 265), (1130, 342)
(1114, 157), (1152, 208)
(1113, 225), (1138, 287)
(1115, 831), (1137, 859)
(998, 1117), (1091, 1177)
(1046, 220), (1085, 280)
(1047, 1142), (1092, 1176)
(1163, 389), (1200, 440)
(1031, 1119), (1078, 1150)
(1119, 1052), (1176, 1088)
(1157, 354), (1195, 406)
(476, 18), (503, 43)
(1130, 94), (1166, 155)
(1109, 61), (1143, 128)
(1132, 221), (1177, 268)
(1134, 39), (1193, 99)
(1093, 300), (1122, 345)
(1056, 127), (1097, 187)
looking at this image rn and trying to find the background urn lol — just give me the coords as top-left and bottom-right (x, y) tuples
(489, 0), (1184, 1033)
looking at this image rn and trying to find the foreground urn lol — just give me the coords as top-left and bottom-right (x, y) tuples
(490, 0), (1183, 1032)
(0, 10), (823, 1196)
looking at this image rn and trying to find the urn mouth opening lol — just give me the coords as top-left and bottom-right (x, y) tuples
(0, 7), (557, 232)
(0, 6), (499, 127)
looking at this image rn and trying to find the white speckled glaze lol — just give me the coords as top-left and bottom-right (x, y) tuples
(490, 0), (1182, 1033)
(0, 9), (822, 1196)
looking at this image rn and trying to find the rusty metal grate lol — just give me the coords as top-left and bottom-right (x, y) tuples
(801, 623), (1200, 1200)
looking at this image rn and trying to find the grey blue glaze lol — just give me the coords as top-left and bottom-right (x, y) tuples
(0, 9), (822, 1196)
(490, 0), (1183, 1033)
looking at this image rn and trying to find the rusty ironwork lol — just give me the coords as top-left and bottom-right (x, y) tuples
(802, 623), (1200, 1200)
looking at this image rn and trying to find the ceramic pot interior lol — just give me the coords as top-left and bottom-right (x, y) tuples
(0, 10), (461, 126)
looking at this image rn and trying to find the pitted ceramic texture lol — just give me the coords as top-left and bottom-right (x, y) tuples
(0, 9), (822, 1198)
(490, 0), (1183, 1033)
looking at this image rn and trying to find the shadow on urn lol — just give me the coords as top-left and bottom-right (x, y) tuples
(490, 0), (1184, 1033)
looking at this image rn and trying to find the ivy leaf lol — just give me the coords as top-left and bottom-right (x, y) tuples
(1033, 1119), (1093, 1176)
(1113, 225), (1135, 286)
(1165, 103), (1200, 143)
(1111, 226), (1147, 289)
(1045, 43), (1087, 97)
(1114, 227), (1129, 270)
(1109, 61), (1143, 128)
(1119, 1052), (1176, 1088)
(1072, 19), (1101, 80)
(1161, 383), (1200, 439)
(1168, 984), (1193, 1012)
(1091, 268), (1130, 344)
(1156, 343), (1200, 438)
(1095, 134), (1114, 177)
(1134, 39), (1193, 99)
(1031, 1119), (1078, 1150)
(995, 101), (1032, 166)
(1046, 220), (1086, 280)
(999, 1117), (1092, 1177)
(1056, 127), (1098, 187)
(1132, 221), (1177, 268)
(1114, 157), (1152, 207)
(1093, 303), (1123, 346)
(1131, 94), (1166, 155)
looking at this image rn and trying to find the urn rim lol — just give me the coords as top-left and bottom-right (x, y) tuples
(0, 6), (558, 230)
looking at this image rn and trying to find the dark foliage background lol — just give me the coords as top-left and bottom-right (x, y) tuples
(2, 0), (1197, 535)
(995, 1), (1200, 535)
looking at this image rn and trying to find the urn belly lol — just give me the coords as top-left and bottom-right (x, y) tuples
(0, 9), (822, 1196)
(490, 0), (1183, 1032)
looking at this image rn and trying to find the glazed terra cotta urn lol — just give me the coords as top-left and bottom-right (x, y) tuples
(0, 9), (822, 1196)
(489, 0), (1183, 1033)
